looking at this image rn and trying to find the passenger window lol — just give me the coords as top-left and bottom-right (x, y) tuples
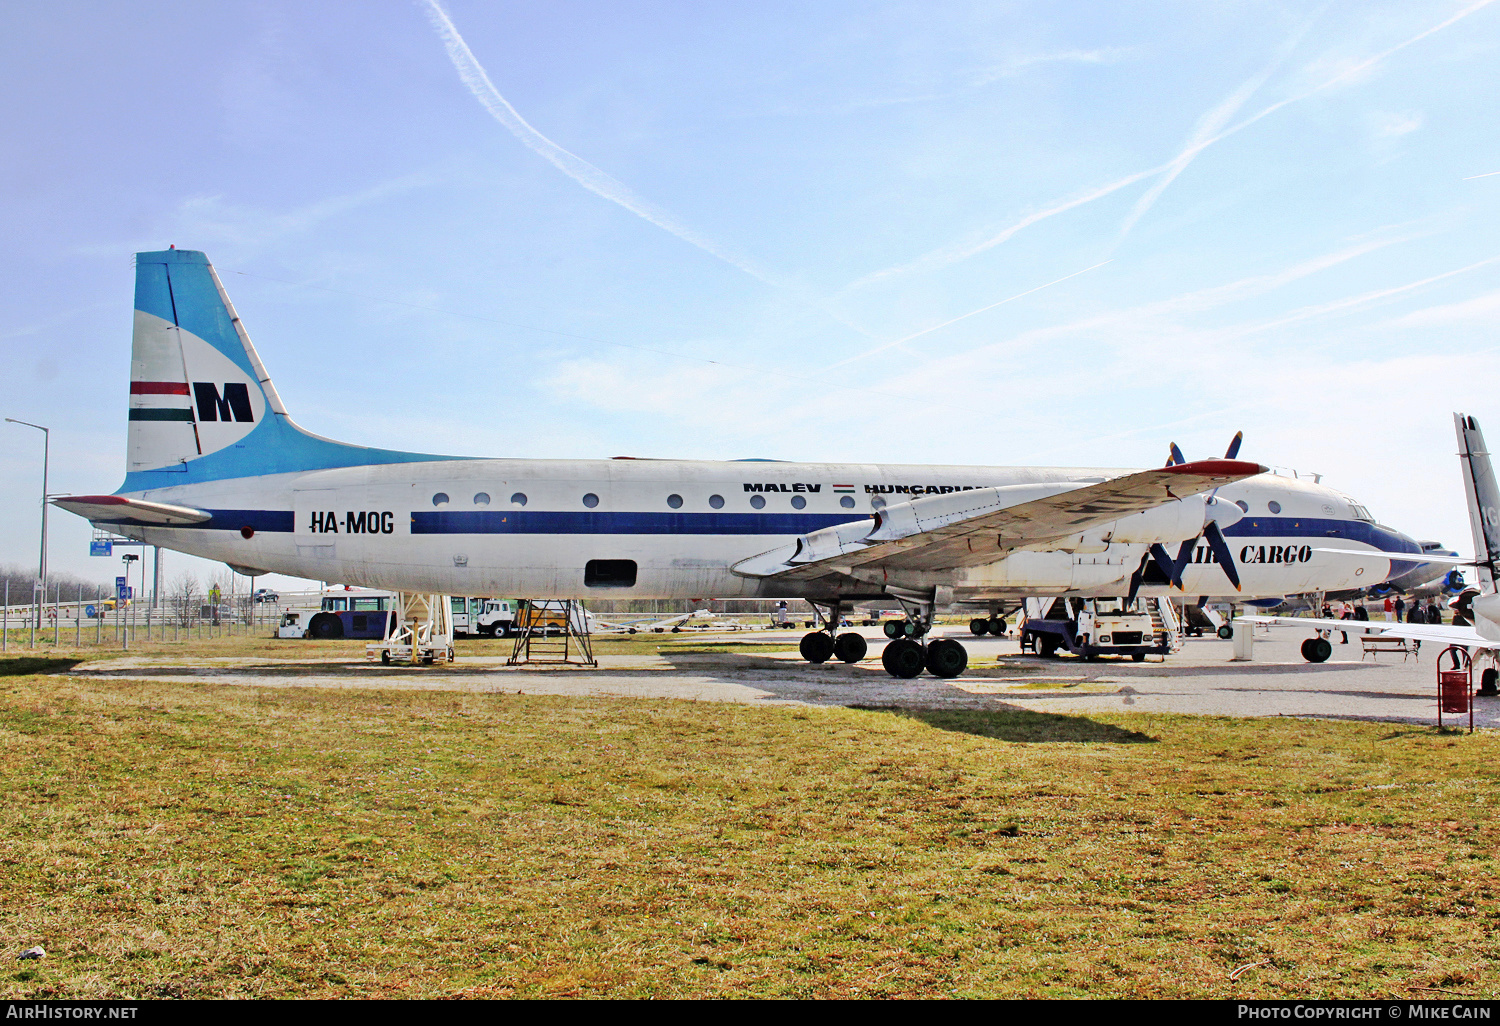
(473, 492), (490, 506)
(667, 494), (684, 509)
(510, 492), (527, 506)
(432, 493), (450, 506)
(582, 493), (600, 508)
(871, 497), (887, 510)
(1268, 501), (1282, 514)
(840, 495), (856, 509)
(709, 494), (725, 509)
(749, 495), (766, 510)
(1235, 500), (1249, 513)
(791, 495), (807, 510)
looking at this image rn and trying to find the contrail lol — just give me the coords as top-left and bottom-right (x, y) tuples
(1118, 11), (1319, 240)
(840, 171), (1159, 294)
(843, 0), (1496, 292)
(419, 0), (784, 289)
(1464, 170), (1500, 180)
(825, 260), (1112, 369)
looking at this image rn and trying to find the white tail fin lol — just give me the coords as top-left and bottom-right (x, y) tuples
(1455, 412), (1500, 593)
(121, 249), (454, 492)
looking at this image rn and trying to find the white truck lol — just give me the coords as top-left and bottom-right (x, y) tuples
(450, 597), (519, 637)
(1019, 597), (1179, 661)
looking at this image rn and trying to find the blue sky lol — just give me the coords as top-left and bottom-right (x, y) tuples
(3, 0), (1499, 593)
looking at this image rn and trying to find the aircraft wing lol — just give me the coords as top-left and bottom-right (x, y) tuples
(733, 459), (1264, 581)
(1240, 615), (1493, 649)
(50, 494), (212, 526)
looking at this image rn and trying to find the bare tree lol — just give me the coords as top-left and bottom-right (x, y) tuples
(169, 571), (199, 626)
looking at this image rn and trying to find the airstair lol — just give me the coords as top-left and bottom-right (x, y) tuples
(1148, 597), (1185, 653)
(508, 599), (597, 667)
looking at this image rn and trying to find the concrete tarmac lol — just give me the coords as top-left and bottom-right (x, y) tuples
(70, 625), (1499, 729)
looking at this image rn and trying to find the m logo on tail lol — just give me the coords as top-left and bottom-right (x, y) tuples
(193, 382), (254, 423)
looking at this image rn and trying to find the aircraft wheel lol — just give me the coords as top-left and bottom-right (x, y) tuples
(1038, 636), (1058, 658)
(1131, 652), (1146, 662)
(989, 618), (1007, 636)
(969, 618), (990, 636)
(883, 620), (904, 640)
(881, 638), (925, 679)
(1480, 668), (1498, 697)
(1217, 625), (1234, 640)
(925, 638), (968, 678)
(833, 632), (868, 663)
(800, 631), (835, 664)
(309, 613), (344, 640)
(1304, 638), (1332, 663)
(628, 627), (637, 634)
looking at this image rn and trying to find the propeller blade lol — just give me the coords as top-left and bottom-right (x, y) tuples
(1150, 543), (1184, 590)
(1167, 443), (1186, 467)
(1224, 431), (1243, 460)
(1174, 537), (1196, 577)
(1127, 552), (1148, 601)
(1203, 522), (1241, 591)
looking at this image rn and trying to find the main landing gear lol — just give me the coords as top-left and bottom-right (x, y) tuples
(798, 603), (868, 666)
(793, 596), (970, 679)
(882, 596), (967, 680)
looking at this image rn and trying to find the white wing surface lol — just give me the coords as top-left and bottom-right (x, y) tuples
(733, 459), (1265, 582)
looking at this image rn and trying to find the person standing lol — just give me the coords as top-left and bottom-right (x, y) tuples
(1394, 595), (1406, 622)
(1383, 596), (1394, 622)
(1428, 599), (1442, 624)
(1354, 603), (1369, 622)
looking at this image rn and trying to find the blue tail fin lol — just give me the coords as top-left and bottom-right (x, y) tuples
(123, 249), (457, 492)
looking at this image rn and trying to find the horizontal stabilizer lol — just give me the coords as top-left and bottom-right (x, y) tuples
(1311, 547), (1471, 565)
(51, 494), (212, 525)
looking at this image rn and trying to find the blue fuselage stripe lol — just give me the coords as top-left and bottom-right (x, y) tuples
(111, 508), (1427, 573)
(409, 510), (866, 535)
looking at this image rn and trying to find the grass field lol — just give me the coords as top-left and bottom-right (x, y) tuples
(1, 652), (1497, 998)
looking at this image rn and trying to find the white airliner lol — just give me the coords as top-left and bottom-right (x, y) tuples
(53, 249), (1428, 678)
(1242, 413), (1500, 690)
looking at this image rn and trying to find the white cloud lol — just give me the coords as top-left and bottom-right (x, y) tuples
(1369, 110), (1424, 137)
(1386, 289), (1500, 327)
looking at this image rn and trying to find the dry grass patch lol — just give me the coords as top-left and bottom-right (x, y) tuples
(0, 658), (1496, 998)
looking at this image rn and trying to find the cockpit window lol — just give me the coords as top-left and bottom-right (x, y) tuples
(1349, 504), (1375, 522)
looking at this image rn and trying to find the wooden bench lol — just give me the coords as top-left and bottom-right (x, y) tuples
(1361, 635), (1415, 661)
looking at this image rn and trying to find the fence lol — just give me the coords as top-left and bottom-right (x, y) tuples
(1, 580), (279, 652)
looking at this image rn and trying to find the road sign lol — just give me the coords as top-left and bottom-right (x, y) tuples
(90, 540), (112, 557)
(84, 605), (96, 618)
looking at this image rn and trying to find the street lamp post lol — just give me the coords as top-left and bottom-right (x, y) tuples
(6, 419), (49, 630)
(121, 553), (138, 651)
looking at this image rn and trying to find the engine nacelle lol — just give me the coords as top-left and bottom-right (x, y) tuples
(1096, 494), (1243, 545)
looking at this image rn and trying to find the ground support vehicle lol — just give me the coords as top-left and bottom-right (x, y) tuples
(1019, 597), (1181, 661)
(472, 599), (518, 636)
(276, 611), (306, 638)
(512, 599), (568, 636)
(305, 588), (395, 640)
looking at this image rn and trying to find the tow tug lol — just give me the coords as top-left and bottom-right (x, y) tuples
(1019, 597), (1181, 661)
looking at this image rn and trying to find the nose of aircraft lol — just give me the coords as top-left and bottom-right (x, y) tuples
(1373, 525), (1428, 586)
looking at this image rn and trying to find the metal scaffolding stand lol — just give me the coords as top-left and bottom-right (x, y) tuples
(508, 599), (596, 667)
(367, 593), (455, 665)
